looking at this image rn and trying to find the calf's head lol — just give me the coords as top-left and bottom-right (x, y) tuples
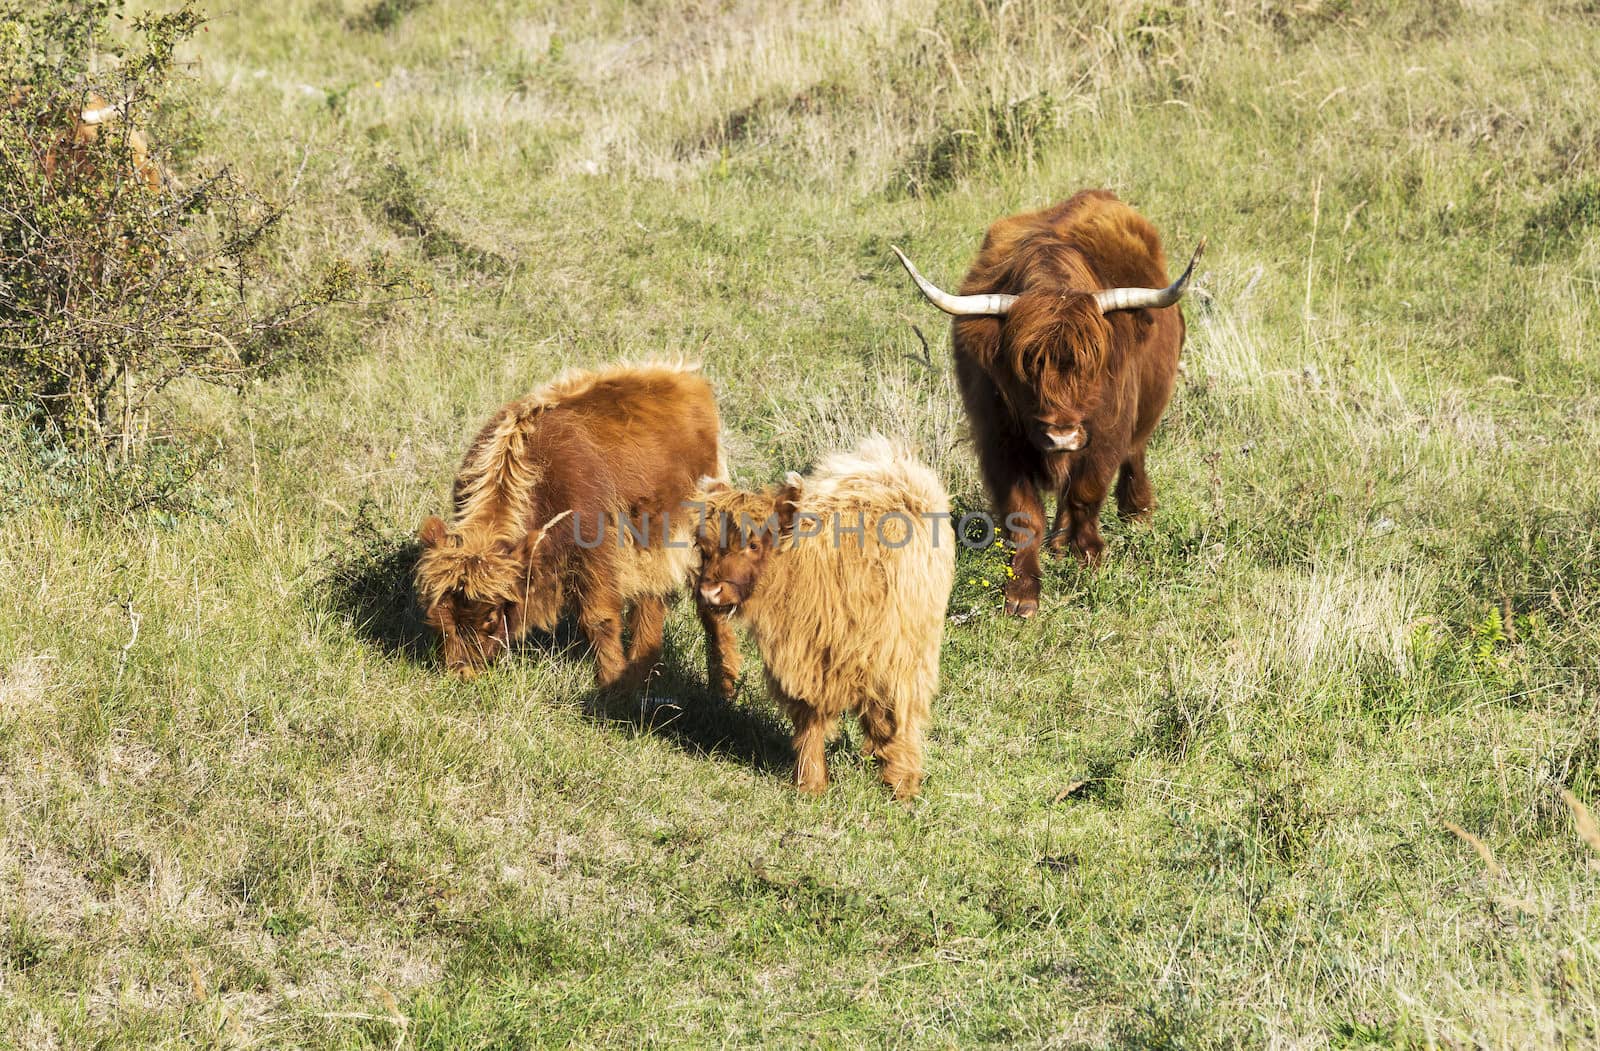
(693, 479), (801, 614)
(12, 90), (172, 193)
(414, 512), (569, 678)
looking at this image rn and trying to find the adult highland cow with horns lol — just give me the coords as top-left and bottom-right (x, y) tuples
(894, 189), (1203, 618)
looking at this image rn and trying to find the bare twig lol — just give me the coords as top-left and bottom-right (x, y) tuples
(904, 321), (935, 371)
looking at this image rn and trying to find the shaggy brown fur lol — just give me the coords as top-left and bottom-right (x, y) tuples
(416, 360), (739, 693)
(694, 437), (955, 799)
(952, 189), (1188, 617)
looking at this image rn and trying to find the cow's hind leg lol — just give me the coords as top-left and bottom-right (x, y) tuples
(697, 602), (741, 699)
(1047, 498), (1073, 555)
(1115, 448), (1155, 522)
(622, 595), (667, 688)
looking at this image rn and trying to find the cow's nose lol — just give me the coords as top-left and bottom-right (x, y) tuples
(699, 582), (727, 606)
(1044, 426), (1087, 451)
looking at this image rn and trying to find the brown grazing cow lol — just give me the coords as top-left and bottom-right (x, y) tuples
(694, 437), (955, 799)
(894, 189), (1202, 618)
(415, 360), (739, 693)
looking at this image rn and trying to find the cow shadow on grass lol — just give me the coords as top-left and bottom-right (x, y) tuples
(316, 526), (432, 663)
(581, 650), (795, 777)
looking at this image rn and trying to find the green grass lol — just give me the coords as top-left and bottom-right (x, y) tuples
(4, 0), (1600, 1047)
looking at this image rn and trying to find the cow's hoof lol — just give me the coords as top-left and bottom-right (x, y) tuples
(885, 770), (923, 800)
(1073, 540), (1106, 566)
(1004, 594), (1039, 618)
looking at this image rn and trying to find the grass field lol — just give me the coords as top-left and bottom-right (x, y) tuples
(4, 0), (1600, 1047)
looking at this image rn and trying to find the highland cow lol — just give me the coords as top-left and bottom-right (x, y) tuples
(694, 437), (955, 799)
(894, 190), (1203, 618)
(416, 361), (739, 693)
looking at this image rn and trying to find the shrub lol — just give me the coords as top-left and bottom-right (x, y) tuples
(0, 0), (424, 452)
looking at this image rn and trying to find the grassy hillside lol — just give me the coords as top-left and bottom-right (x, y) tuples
(4, 0), (1600, 1046)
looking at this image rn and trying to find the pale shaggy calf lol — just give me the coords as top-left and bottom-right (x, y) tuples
(694, 437), (956, 799)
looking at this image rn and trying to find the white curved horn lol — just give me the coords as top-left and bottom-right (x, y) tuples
(1092, 239), (1206, 314)
(892, 246), (1017, 317)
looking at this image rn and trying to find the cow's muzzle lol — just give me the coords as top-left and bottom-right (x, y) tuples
(1039, 425), (1088, 453)
(698, 581), (740, 613)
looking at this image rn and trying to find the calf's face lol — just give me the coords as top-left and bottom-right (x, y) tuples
(426, 592), (511, 679)
(694, 482), (799, 613)
(414, 515), (565, 678)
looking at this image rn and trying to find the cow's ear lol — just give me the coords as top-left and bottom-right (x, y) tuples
(773, 482), (801, 536)
(419, 516), (448, 548)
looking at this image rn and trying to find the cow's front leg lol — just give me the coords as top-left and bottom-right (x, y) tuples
(998, 477), (1047, 618)
(579, 596), (627, 689)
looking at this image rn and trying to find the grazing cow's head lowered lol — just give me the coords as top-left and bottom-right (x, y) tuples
(892, 241), (1203, 455)
(692, 479), (801, 614)
(414, 512), (569, 678)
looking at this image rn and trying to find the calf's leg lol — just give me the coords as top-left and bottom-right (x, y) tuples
(697, 602), (741, 699)
(774, 682), (835, 795)
(622, 595), (667, 688)
(579, 596), (627, 689)
(859, 703), (924, 800)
